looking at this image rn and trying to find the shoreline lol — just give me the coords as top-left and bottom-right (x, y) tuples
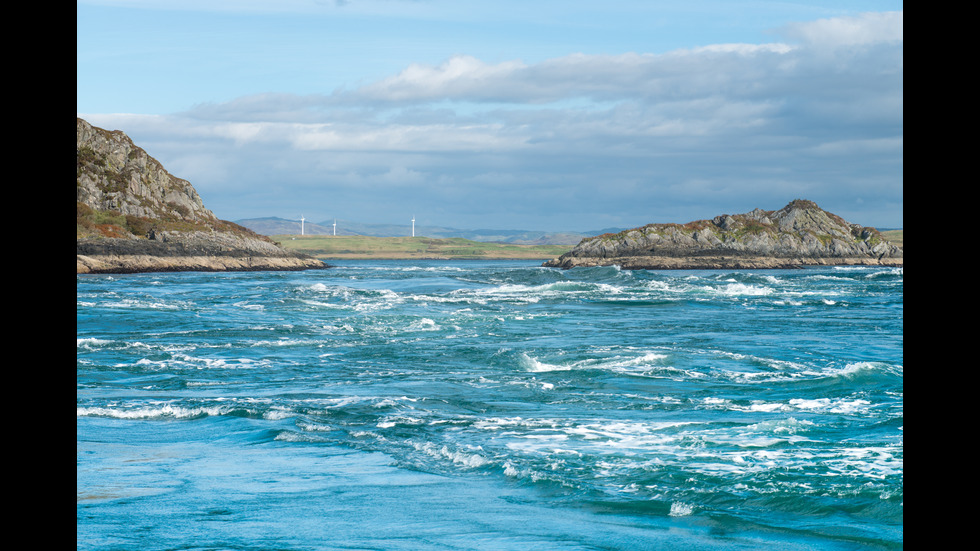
(543, 255), (904, 270)
(273, 234), (570, 261)
(76, 254), (328, 274)
(77, 253), (904, 273)
(309, 254), (556, 261)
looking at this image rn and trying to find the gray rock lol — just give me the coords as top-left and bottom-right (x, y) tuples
(544, 199), (902, 269)
(77, 118), (326, 273)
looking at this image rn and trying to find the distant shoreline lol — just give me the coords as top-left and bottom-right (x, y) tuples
(271, 231), (904, 263)
(272, 234), (571, 261)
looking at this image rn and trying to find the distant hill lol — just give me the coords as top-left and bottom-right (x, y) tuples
(544, 200), (903, 270)
(76, 118), (325, 274)
(236, 217), (624, 246)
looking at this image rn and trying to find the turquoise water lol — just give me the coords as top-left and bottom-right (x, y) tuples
(77, 261), (903, 550)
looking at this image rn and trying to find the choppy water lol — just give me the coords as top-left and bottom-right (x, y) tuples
(77, 261), (903, 550)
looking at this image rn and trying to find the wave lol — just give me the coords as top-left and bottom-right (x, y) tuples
(78, 263), (903, 546)
(288, 265), (890, 316)
(518, 351), (679, 378)
(669, 502), (696, 517)
(76, 402), (231, 419)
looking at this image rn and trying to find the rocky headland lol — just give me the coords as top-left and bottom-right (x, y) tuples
(77, 117), (326, 274)
(543, 200), (903, 270)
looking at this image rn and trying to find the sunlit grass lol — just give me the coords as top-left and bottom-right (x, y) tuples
(881, 230), (903, 248)
(272, 235), (571, 260)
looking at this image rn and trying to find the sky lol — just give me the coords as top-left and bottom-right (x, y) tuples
(77, 0), (903, 232)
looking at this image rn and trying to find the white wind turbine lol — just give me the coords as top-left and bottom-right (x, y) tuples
(299, 215), (305, 236)
(333, 220), (337, 236)
(411, 215), (416, 237)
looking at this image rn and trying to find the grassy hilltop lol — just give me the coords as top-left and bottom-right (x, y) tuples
(273, 235), (571, 260)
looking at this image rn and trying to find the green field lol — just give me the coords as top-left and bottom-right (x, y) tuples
(881, 229), (903, 248)
(272, 235), (573, 260)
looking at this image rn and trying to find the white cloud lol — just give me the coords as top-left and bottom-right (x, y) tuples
(289, 122), (520, 152)
(356, 56), (530, 103)
(779, 11), (903, 47)
(81, 10), (902, 229)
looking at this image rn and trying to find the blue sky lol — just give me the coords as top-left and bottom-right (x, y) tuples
(77, 1), (903, 232)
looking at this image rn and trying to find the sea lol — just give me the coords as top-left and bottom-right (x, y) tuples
(77, 260), (903, 550)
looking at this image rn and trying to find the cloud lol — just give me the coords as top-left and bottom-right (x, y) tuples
(778, 11), (903, 47)
(341, 44), (801, 107)
(81, 11), (902, 230)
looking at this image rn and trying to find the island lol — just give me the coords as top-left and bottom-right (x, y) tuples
(543, 200), (903, 270)
(77, 118), (326, 274)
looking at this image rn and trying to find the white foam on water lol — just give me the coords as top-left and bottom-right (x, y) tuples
(669, 502), (695, 516)
(410, 440), (489, 469)
(488, 417), (704, 460)
(76, 402), (229, 419)
(273, 430), (326, 443)
(816, 445), (904, 480)
(709, 282), (775, 297)
(407, 317), (439, 331)
(519, 350), (673, 376)
(708, 350), (807, 371)
(467, 281), (629, 307)
(372, 396), (419, 409)
(133, 354), (266, 371)
(843, 361), (902, 376)
(352, 289), (405, 312)
(699, 395), (874, 416)
(377, 415), (427, 429)
(263, 407), (296, 420)
(745, 401), (791, 413)
(788, 398), (872, 414)
(798, 361), (902, 381)
(94, 295), (192, 310)
(77, 337), (112, 349)
(520, 353), (571, 372)
(809, 274), (853, 281)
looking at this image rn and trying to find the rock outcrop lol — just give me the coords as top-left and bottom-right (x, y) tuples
(77, 117), (326, 274)
(543, 200), (903, 270)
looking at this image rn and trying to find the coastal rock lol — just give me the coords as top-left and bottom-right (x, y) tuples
(543, 200), (903, 270)
(76, 253), (324, 274)
(77, 118), (326, 274)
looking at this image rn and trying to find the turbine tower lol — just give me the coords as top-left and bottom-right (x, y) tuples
(333, 220), (337, 236)
(300, 215), (305, 236)
(411, 216), (416, 237)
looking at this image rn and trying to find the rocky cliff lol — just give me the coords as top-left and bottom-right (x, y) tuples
(77, 117), (326, 274)
(543, 200), (903, 270)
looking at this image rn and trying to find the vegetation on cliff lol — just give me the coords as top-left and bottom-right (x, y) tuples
(76, 118), (324, 273)
(77, 117), (266, 242)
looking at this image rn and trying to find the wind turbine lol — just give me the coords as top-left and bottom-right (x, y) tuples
(299, 215), (305, 236)
(411, 215), (415, 237)
(333, 220), (337, 236)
